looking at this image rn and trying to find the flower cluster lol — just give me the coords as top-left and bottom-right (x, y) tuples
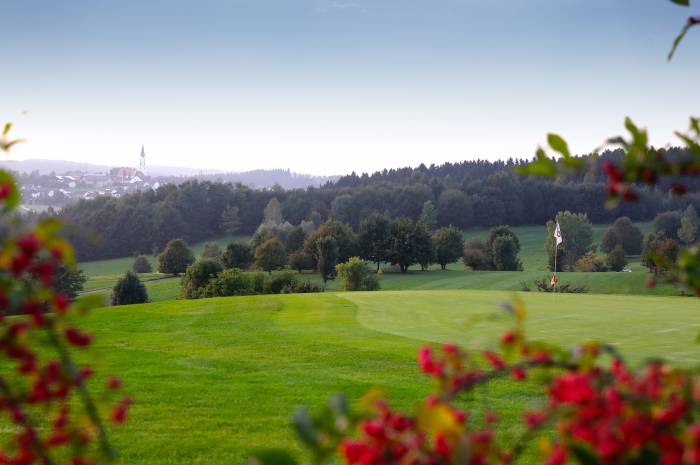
(0, 125), (127, 465)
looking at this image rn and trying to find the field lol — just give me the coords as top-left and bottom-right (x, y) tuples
(82, 290), (700, 465)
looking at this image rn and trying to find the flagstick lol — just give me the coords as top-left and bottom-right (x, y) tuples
(553, 242), (558, 294)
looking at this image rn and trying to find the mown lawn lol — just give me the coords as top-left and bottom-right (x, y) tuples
(75, 290), (700, 465)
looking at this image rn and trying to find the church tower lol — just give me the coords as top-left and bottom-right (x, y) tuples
(139, 145), (146, 175)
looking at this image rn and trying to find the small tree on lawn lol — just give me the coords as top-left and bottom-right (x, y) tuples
(158, 238), (195, 275)
(111, 271), (148, 305)
(546, 211), (593, 271)
(642, 232), (680, 274)
(605, 244), (627, 272)
(358, 212), (391, 272)
(222, 242), (254, 270)
(491, 234), (522, 271)
(132, 254), (152, 273)
(433, 226), (464, 270)
(317, 235), (339, 290)
(462, 238), (492, 271)
(600, 217), (643, 255)
(414, 222), (434, 271)
(336, 257), (380, 291)
(54, 265), (88, 299)
(255, 237), (287, 274)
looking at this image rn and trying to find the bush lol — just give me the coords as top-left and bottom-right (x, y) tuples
(222, 242), (254, 270)
(158, 238), (195, 275)
(336, 257), (380, 291)
(201, 268), (256, 297)
(575, 251), (608, 272)
(288, 250), (314, 273)
(462, 239), (492, 270)
(255, 238), (288, 273)
(181, 259), (223, 299)
(642, 232), (680, 274)
(534, 277), (588, 293)
(605, 244), (627, 272)
(111, 271), (149, 305)
(132, 255), (152, 273)
(264, 271), (298, 294)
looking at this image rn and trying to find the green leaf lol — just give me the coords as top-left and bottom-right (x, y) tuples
(636, 446), (661, 465)
(0, 170), (20, 210)
(515, 148), (556, 177)
(547, 133), (571, 158)
(570, 442), (600, 465)
(670, 0), (689, 6)
(247, 450), (298, 465)
(668, 21), (696, 61)
(2, 122), (10, 136)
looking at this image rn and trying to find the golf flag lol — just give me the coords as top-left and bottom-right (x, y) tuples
(554, 221), (563, 246)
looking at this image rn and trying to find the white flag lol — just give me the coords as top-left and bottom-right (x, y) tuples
(554, 221), (563, 246)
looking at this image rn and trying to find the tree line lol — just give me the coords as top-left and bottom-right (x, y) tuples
(58, 148), (700, 261)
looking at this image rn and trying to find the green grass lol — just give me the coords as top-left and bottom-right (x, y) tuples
(78, 235), (248, 277)
(77, 290), (700, 464)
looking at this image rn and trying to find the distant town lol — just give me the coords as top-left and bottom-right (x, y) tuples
(3, 147), (339, 212)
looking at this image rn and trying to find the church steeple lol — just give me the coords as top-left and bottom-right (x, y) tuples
(139, 145), (146, 174)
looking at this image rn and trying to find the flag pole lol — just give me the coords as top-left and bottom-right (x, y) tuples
(553, 242), (557, 294)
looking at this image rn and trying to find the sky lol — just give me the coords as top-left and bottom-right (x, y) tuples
(1, 0), (699, 175)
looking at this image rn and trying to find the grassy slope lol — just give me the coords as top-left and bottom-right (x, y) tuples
(80, 223), (661, 301)
(80, 290), (700, 465)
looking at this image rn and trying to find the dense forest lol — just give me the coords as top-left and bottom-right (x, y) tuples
(60, 148), (700, 261)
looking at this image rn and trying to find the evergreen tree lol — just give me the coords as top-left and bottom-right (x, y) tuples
(419, 201), (438, 231)
(158, 239), (195, 275)
(111, 271), (148, 306)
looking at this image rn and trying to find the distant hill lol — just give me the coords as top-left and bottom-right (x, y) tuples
(0, 159), (338, 189)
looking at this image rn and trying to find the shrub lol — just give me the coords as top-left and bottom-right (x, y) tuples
(433, 226), (464, 270)
(132, 255), (152, 273)
(180, 259), (223, 299)
(201, 268), (256, 297)
(336, 257), (380, 291)
(288, 250), (314, 273)
(491, 235), (522, 271)
(158, 238), (195, 275)
(534, 277), (588, 293)
(255, 237), (288, 273)
(605, 244), (627, 272)
(264, 271), (298, 294)
(575, 251), (608, 272)
(111, 271), (149, 305)
(222, 242), (254, 270)
(462, 239), (492, 270)
(642, 232), (680, 274)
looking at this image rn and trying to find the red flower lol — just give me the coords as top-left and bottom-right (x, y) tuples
(483, 350), (505, 369)
(111, 396), (133, 424)
(523, 411), (547, 429)
(500, 331), (516, 345)
(549, 372), (594, 404)
(545, 445), (567, 465)
(64, 327), (93, 347)
(16, 234), (42, 257)
(53, 293), (70, 314)
(106, 376), (123, 390)
(0, 182), (13, 200)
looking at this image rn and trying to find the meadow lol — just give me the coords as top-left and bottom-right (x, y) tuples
(82, 290), (700, 465)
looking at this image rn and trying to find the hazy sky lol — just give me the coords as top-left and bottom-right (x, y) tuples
(2, 0), (698, 175)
